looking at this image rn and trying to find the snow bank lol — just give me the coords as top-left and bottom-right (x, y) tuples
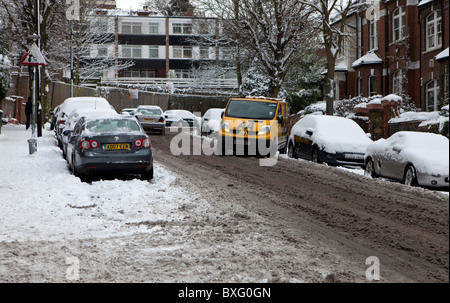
(0, 124), (210, 242)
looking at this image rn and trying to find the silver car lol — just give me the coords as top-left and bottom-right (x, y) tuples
(364, 131), (449, 188)
(134, 105), (165, 135)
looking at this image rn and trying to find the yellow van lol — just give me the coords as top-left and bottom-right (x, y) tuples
(217, 96), (290, 156)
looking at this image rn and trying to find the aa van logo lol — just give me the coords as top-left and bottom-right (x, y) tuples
(66, 0), (80, 21)
(169, 120), (279, 166)
(365, 0), (380, 22)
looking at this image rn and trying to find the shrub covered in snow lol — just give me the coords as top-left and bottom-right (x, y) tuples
(0, 53), (12, 102)
(239, 59), (271, 97)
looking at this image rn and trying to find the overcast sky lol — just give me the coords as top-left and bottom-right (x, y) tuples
(115, 0), (143, 10)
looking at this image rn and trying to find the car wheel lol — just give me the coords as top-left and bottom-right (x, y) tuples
(141, 168), (154, 181)
(364, 158), (377, 178)
(160, 128), (165, 135)
(288, 142), (298, 159)
(404, 165), (418, 186)
(312, 146), (321, 163)
(279, 137), (288, 154)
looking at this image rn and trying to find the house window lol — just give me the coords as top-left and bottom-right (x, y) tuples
(149, 23), (159, 34)
(97, 46), (108, 57)
(173, 46), (192, 59)
(393, 70), (405, 95)
(149, 46), (159, 58)
(122, 45), (142, 58)
(174, 70), (191, 78)
(426, 10), (442, 50)
(140, 70), (155, 78)
(221, 47), (234, 60)
(124, 69), (155, 78)
(122, 22), (142, 34)
(426, 80), (440, 111)
(393, 7), (406, 41)
(369, 19), (378, 50)
(200, 47), (210, 59)
(369, 76), (377, 97)
(124, 70), (140, 78)
(172, 23), (192, 35)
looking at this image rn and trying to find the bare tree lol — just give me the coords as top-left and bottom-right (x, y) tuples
(69, 1), (133, 86)
(199, 0), (317, 98)
(0, 0), (69, 125)
(300, 0), (367, 115)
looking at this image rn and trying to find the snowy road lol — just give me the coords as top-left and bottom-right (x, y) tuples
(0, 124), (448, 283)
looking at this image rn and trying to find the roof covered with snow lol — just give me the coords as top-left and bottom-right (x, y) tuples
(352, 52), (383, 68)
(418, 0), (434, 7)
(435, 47), (449, 61)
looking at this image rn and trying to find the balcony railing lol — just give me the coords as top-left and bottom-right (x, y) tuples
(100, 77), (239, 90)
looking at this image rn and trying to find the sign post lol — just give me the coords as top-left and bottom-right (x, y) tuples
(21, 42), (47, 154)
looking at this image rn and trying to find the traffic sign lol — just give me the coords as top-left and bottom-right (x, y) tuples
(20, 42), (47, 66)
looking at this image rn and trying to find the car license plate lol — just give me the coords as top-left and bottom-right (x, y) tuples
(104, 143), (130, 150)
(143, 118), (155, 122)
(345, 153), (363, 160)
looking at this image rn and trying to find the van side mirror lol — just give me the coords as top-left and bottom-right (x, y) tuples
(277, 115), (283, 124)
(221, 112), (224, 118)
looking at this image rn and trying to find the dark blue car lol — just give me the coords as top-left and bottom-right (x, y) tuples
(66, 115), (154, 181)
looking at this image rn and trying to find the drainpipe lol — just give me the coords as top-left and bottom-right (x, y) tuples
(418, 11), (422, 110)
(384, 2), (389, 96)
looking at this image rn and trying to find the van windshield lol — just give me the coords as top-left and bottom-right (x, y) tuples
(225, 100), (278, 120)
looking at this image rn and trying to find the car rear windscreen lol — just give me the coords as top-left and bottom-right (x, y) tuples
(87, 119), (141, 133)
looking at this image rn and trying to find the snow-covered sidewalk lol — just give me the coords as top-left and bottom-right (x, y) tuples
(0, 123), (207, 242)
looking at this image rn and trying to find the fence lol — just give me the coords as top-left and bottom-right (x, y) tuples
(1, 73), (235, 124)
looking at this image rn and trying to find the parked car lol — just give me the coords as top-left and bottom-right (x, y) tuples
(120, 108), (137, 115)
(133, 105), (165, 135)
(288, 114), (372, 166)
(66, 115), (154, 181)
(54, 97), (116, 148)
(364, 131), (449, 188)
(61, 107), (118, 158)
(49, 105), (61, 131)
(199, 108), (224, 137)
(164, 109), (199, 128)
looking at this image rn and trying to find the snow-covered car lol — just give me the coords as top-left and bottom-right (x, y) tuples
(134, 105), (165, 135)
(55, 97), (116, 147)
(120, 108), (137, 115)
(61, 107), (118, 158)
(164, 109), (199, 128)
(364, 131), (449, 188)
(199, 108), (224, 137)
(287, 114), (372, 166)
(66, 115), (153, 181)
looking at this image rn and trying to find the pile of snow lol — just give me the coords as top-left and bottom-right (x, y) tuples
(389, 110), (449, 133)
(0, 124), (210, 242)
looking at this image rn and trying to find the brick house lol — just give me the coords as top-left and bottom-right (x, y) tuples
(334, 0), (449, 111)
